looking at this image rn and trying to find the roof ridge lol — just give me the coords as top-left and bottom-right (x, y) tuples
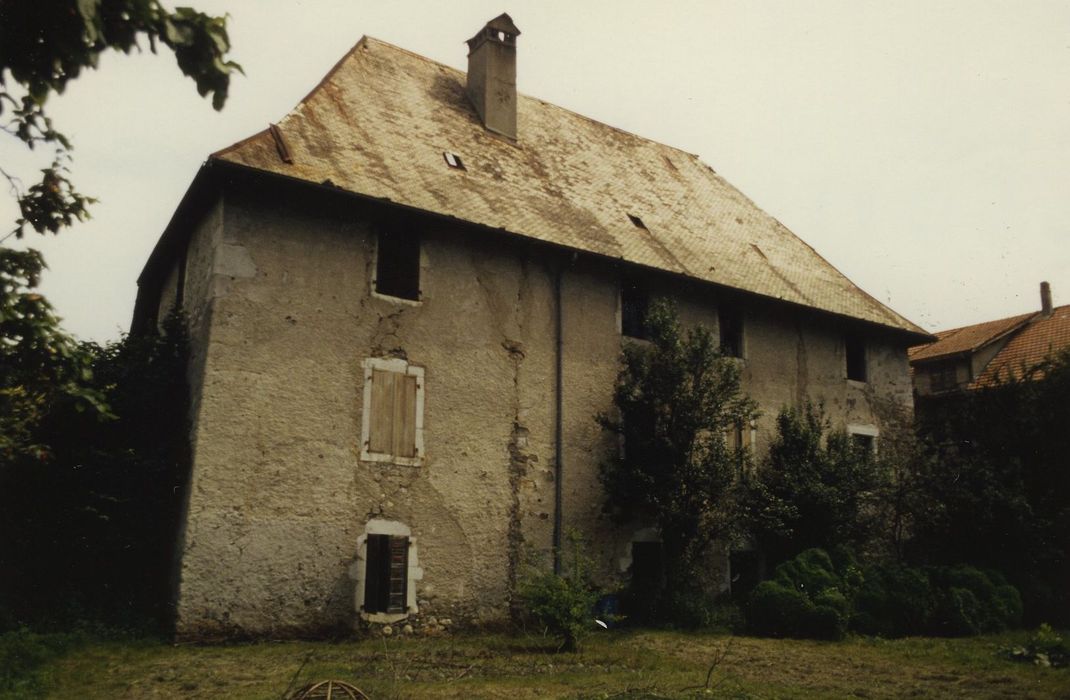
(360, 36), (706, 163)
(932, 309), (1037, 337)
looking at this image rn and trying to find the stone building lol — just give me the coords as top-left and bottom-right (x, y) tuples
(132, 15), (929, 638)
(910, 282), (1068, 396)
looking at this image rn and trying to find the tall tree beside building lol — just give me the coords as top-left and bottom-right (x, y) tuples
(598, 298), (757, 619)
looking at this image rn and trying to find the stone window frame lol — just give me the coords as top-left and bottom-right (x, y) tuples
(847, 423), (879, 456)
(360, 357), (425, 466)
(352, 519), (424, 624)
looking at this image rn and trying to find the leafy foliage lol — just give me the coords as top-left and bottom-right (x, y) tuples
(517, 531), (601, 652)
(1002, 624), (1069, 668)
(0, 0), (239, 462)
(742, 403), (883, 568)
(598, 297), (757, 616)
(0, 248), (110, 461)
(0, 0), (241, 237)
(746, 549), (852, 640)
(746, 548), (1023, 640)
(0, 313), (191, 630)
(912, 349), (1070, 625)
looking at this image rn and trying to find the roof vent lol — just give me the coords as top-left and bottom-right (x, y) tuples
(466, 14), (520, 141)
(443, 151), (465, 170)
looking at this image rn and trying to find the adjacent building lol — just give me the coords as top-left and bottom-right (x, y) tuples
(133, 15), (929, 638)
(910, 282), (1068, 396)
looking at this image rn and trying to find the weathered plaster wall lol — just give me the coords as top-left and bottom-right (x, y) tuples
(169, 186), (914, 637)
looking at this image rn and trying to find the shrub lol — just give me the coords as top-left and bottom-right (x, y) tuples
(927, 565), (1022, 635)
(1002, 624), (1070, 668)
(851, 563), (934, 637)
(517, 531), (601, 652)
(746, 549), (849, 640)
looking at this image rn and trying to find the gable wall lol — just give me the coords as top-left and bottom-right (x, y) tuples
(169, 184), (913, 638)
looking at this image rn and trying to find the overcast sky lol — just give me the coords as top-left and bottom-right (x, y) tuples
(4, 0), (1068, 342)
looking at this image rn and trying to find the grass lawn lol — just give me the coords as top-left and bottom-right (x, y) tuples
(5, 629), (1069, 699)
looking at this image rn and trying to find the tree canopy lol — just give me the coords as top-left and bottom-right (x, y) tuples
(0, 0), (239, 461)
(598, 297), (757, 618)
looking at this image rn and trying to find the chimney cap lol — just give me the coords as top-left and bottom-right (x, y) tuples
(467, 13), (520, 51)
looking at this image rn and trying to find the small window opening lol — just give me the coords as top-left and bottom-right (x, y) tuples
(630, 541), (664, 599)
(726, 419), (753, 474)
(929, 361), (958, 392)
(443, 151), (465, 170)
(375, 231), (420, 301)
(621, 280), (650, 339)
(729, 550), (762, 598)
(851, 433), (875, 458)
(364, 534), (409, 614)
(627, 213), (647, 229)
(719, 307), (743, 358)
(846, 336), (867, 382)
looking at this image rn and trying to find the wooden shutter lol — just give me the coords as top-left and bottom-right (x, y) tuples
(369, 369), (397, 454)
(386, 536), (409, 614)
(394, 374), (418, 458)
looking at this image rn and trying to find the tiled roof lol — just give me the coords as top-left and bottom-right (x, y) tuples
(213, 36), (925, 336)
(908, 311), (1035, 362)
(971, 305), (1070, 387)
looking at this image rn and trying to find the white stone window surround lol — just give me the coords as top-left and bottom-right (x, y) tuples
(370, 233), (424, 306)
(351, 519), (424, 624)
(846, 423), (879, 455)
(360, 357), (425, 467)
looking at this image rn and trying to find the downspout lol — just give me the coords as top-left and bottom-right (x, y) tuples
(552, 263), (564, 574)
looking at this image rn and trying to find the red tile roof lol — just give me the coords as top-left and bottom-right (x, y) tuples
(971, 305), (1070, 387)
(908, 311), (1035, 362)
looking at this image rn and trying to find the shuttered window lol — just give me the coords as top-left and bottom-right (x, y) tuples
(726, 419), (755, 476)
(363, 534), (409, 614)
(361, 358), (424, 465)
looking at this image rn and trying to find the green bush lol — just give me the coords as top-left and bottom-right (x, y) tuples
(747, 580), (813, 638)
(746, 549), (849, 640)
(852, 563), (934, 637)
(517, 532), (601, 652)
(928, 565), (1022, 635)
(1002, 624), (1070, 668)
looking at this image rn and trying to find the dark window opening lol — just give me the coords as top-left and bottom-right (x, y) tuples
(621, 281), (650, 339)
(929, 361), (958, 392)
(727, 419), (752, 476)
(364, 534), (409, 614)
(375, 231), (420, 301)
(719, 307), (743, 358)
(630, 541), (664, 597)
(846, 336), (867, 381)
(851, 433), (875, 458)
(627, 213), (647, 229)
(729, 550), (763, 598)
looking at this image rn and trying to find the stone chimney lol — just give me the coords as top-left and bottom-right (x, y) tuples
(466, 14), (520, 141)
(1041, 281), (1053, 316)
